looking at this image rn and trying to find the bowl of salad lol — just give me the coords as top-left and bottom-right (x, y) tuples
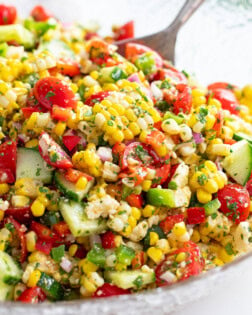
(0, 2), (252, 314)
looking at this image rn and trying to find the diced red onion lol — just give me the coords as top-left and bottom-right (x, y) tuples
(193, 132), (204, 144)
(60, 257), (73, 273)
(89, 234), (101, 247)
(128, 73), (141, 83)
(97, 146), (112, 162)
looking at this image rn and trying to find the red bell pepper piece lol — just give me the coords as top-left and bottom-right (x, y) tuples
(101, 231), (116, 249)
(51, 105), (71, 122)
(160, 214), (184, 234)
(85, 91), (111, 106)
(0, 140), (17, 175)
(126, 193), (143, 208)
(131, 251), (145, 269)
(62, 135), (81, 151)
(35, 239), (54, 255)
(5, 206), (32, 224)
(187, 207), (206, 225)
(53, 222), (71, 237)
(114, 21), (134, 41)
(17, 286), (46, 303)
(93, 283), (130, 298)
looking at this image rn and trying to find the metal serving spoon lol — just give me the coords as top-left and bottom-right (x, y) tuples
(116, 0), (205, 64)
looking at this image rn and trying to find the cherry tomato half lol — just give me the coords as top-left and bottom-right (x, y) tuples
(217, 184), (250, 224)
(38, 132), (73, 169)
(30, 5), (52, 22)
(0, 5), (17, 25)
(18, 287), (46, 303)
(173, 84), (192, 114)
(34, 77), (77, 110)
(155, 241), (204, 287)
(93, 283), (130, 298)
(0, 140), (17, 175)
(101, 231), (116, 249)
(209, 88), (239, 115)
(114, 21), (134, 41)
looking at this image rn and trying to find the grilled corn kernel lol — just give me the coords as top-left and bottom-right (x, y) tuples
(197, 189), (212, 204)
(76, 176), (88, 190)
(31, 199), (46, 217)
(79, 258), (98, 274)
(26, 231), (37, 252)
(149, 232), (159, 246)
(147, 247), (163, 263)
(142, 205), (156, 217)
(0, 184), (9, 195)
(172, 222), (187, 237)
(69, 244), (78, 257)
(27, 270), (41, 287)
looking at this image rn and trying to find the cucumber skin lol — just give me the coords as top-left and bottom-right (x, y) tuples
(233, 132), (252, 144)
(146, 188), (175, 207)
(38, 272), (64, 301)
(55, 172), (80, 202)
(0, 282), (14, 301)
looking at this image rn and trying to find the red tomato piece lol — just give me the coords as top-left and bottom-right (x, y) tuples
(5, 206), (32, 224)
(53, 222), (71, 237)
(224, 139), (236, 145)
(246, 178), (252, 197)
(31, 221), (54, 240)
(155, 241), (204, 287)
(0, 4), (17, 25)
(112, 142), (126, 167)
(17, 287), (46, 303)
(35, 239), (54, 255)
(74, 245), (87, 259)
(131, 251), (145, 269)
(173, 84), (192, 114)
(101, 231), (116, 249)
(153, 68), (187, 84)
(30, 5), (52, 21)
(207, 82), (237, 91)
(145, 130), (166, 148)
(38, 132), (73, 169)
(51, 105), (71, 122)
(56, 59), (80, 77)
(4, 217), (27, 263)
(209, 88), (239, 115)
(0, 168), (15, 183)
(153, 157), (171, 186)
(0, 140), (17, 175)
(126, 193), (143, 208)
(212, 110), (224, 137)
(34, 77), (77, 110)
(114, 21), (134, 41)
(217, 184), (250, 224)
(21, 106), (45, 119)
(62, 135), (81, 151)
(85, 91), (111, 106)
(64, 168), (93, 183)
(187, 207), (206, 224)
(159, 214), (184, 234)
(125, 43), (163, 68)
(93, 283), (130, 298)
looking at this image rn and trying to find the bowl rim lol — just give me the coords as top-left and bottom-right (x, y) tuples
(1, 250), (252, 314)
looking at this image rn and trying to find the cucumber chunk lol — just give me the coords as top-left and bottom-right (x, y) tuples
(0, 251), (22, 301)
(38, 39), (75, 59)
(104, 270), (155, 289)
(16, 148), (53, 184)
(55, 171), (94, 202)
(38, 272), (64, 301)
(59, 199), (107, 237)
(233, 132), (252, 144)
(204, 198), (221, 216)
(222, 140), (252, 185)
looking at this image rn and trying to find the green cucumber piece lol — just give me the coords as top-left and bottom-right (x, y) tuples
(0, 24), (34, 49)
(0, 252), (22, 301)
(38, 39), (75, 59)
(204, 198), (221, 216)
(233, 132), (252, 144)
(104, 270), (155, 290)
(99, 66), (127, 83)
(16, 148), (53, 184)
(37, 272), (64, 301)
(146, 188), (175, 207)
(0, 281), (14, 301)
(59, 199), (107, 237)
(163, 111), (184, 124)
(222, 140), (252, 185)
(55, 171), (94, 202)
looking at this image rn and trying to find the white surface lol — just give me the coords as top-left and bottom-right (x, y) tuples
(1, 1), (252, 314)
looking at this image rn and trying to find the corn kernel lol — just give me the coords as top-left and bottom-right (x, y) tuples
(191, 229), (201, 243)
(115, 263), (127, 271)
(129, 122), (140, 136)
(147, 247), (163, 263)
(90, 71), (99, 80)
(82, 276), (97, 293)
(154, 144), (167, 157)
(0, 184), (9, 195)
(123, 128), (134, 140)
(204, 179), (219, 194)
(204, 160), (217, 172)
(54, 122), (66, 137)
(219, 247), (234, 263)
(103, 83), (119, 91)
(149, 232), (159, 245)
(197, 189), (212, 204)
(213, 258), (224, 266)
(128, 215), (137, 228)
(25, 139), (39, 148)
(122, 225), (132, 237)
(125, 109), (137, 122)
(208, 98), (221, 108)
(176, 252), (186, 263)
(114, 235), (122, 247)
(27, 270), (41, 287)
(26, 231), (37, 252)
(0, 210), (4, 222)
(112, 103), (125, 115)
(79, 258), (98, 274)
(112, 130), (124, 142)
(31, 199), (45, 217)
(205, 114), (216, 130)
(108, 107), (119, 116)
(193, 96), (206, 106)
(69, 244), (78, 257)
(76, 176), (88, 190)
(142, 180), (152, 192)
(142, 205), (156, 217)
(131, 207), (141, 220)
(172, 222), (187, 237)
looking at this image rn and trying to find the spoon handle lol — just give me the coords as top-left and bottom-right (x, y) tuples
(168, 0), (205, 31)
